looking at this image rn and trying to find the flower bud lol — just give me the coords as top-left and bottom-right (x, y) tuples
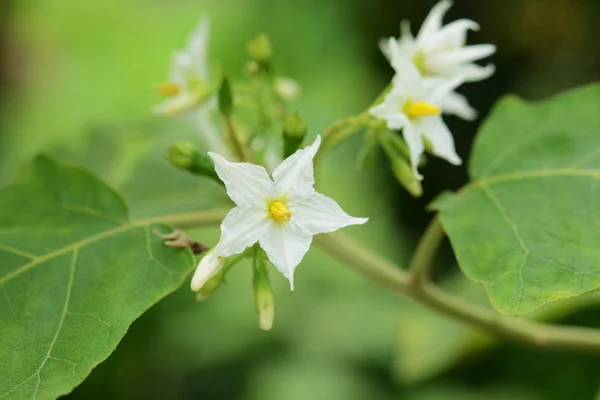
(166, 142), (221, 183)
(191, 252), (226, 292)
(274, 77), (301, 100)
(283, 113), (308, 158)
(391, 158), (423, 198)
(195, 271), (224, 301)
(246, 33), (272, 67)
(252, 257), (275, 331)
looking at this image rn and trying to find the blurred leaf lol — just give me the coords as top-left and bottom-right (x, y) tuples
(0, 157), (194, 399)
(244, 353), (388, 400)
(436, 83), (600, 315)
(394, 268), (600, 385)
(407, 384), (543, 400)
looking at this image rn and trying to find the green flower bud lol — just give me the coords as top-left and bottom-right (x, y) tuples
(391, 158), (423, 198)
(166, 142), (197, 170)
(283, 113), (308, 158)
(166, 142), (221, 184)
(196, 270), (224, 301)
(246, 33), (272, 67)
(252, 254), (275, 331)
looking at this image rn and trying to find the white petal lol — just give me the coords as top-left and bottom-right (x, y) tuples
(212, 205), (270, 259)
(454, 63), (495, 82)
(272, 135), (321, 200)
(369, 89), (409, 131)
(169, 52), (191, 88)
(185, 17), (211, 81)
(187, 99), (230, 156)
(400, 19), (413, 39)
(402, 122), (425, 180)
(422, 117), (462, 165)
(190, 253), (225, 292)
(441, 91), (477, 121)
(426, 19), (479, 50)
(390, 45), (421, 93)
(378, 37), (393, 61)
(153, 92), (199, 117)
(290, 193), (368, 235)
(417, 0), (452, 43)
(259, 221), (312, 290)
(209, 153), (276, 207)
(432, 44), (496, 70)
(423, 76), (465, 104)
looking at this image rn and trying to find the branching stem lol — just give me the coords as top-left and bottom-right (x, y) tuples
(155, 209), (600, 353)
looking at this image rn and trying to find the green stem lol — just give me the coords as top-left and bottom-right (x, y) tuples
(149, 209), (600, 353)
(407, 216), (444, 286)
(223, 115), (247, 161)
(313, 84), (391, 171)
(314, 231), (600, 353)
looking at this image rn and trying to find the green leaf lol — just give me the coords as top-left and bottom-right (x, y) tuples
(436, 83), (600, 315)
(0, 157), (194, 399)
(218, 77), (234, 117)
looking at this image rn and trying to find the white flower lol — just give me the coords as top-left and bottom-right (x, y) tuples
(369, 55), (462, 180)
(154, 17), (211, 117)
(154, 17), (228, 155)
(207, 136), (368, 289)
(191, 252), (226, 292)
(380, 0), (496, 120)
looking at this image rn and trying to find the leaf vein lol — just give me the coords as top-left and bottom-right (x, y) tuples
(0, 244), (38, 260)
(61, 203), (127, 225)
(30, 248), (78, 399)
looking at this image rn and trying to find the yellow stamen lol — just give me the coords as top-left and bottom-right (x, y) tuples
(159, 81), (181, 97)
(270, 201), (292, 222)
(404, 101), (441, 119)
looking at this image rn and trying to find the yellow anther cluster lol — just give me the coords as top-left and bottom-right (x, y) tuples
(404, 101), (441, 119)
(159, 81), (181, 97)
(270, 201), (292, 222)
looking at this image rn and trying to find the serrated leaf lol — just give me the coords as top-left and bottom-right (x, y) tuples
(0, 156), (194, 399)
(437, 83), (600, 315)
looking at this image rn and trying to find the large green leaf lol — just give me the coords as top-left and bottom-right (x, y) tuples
(436, 83), (600, 315)
(0, 157), (194, 399)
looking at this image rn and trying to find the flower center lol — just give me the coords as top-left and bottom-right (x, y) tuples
(412, 51), (427, 74)
(403, 101), (441, 120)
(269, 201), (292, 222)
(159, 81), (181, 97)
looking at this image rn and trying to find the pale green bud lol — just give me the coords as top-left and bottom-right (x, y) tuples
(191, 252), (226, 292)
(246, 33), (272, 67)
(252, 256), (275, 331)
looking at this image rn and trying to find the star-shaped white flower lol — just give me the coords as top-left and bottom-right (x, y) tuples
(369, 53), (462, 180)
(154, 17), (227, 154)
(380, 0), (496, 120)
(206, 136), (368, 289)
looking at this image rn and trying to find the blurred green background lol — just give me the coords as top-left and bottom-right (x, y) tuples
(1, 0), (600, 399)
